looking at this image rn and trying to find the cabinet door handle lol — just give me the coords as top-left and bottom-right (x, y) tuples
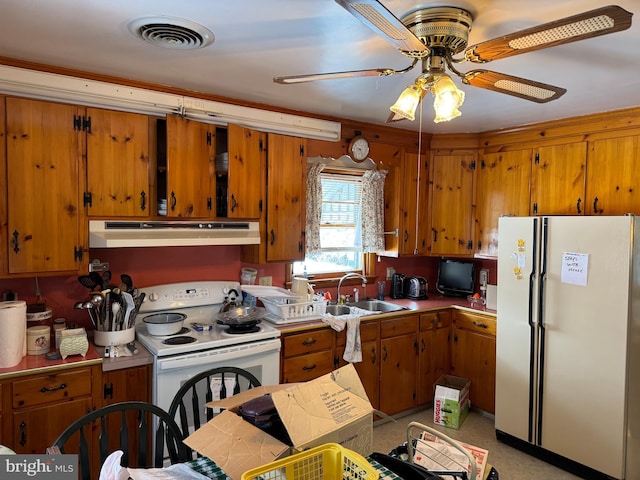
(382, 345), (388, 362)
(371, 347), (376, 365)
(302, 364), (317, 371)
(576, 197), (582, 214)
(472, 321), (488, 329)
(230, 194), (237, 213)
(12, 230), (19, 253)
(593, 197), (599, 214)
(432, 229), (438, 243)
(19, 421), (26, 446)
(270, 229), (275, 246)
(140, 191), (146, 211)
(40, 383), (67, 393)
(404, 230), (409, 242)
(170, 191), (177, 211)
(302, 338), (317, 346)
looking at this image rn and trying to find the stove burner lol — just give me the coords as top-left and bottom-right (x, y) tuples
(162, 336), (197, 345)
(175, 327), (191, 335)
(224, 325), (260, 334)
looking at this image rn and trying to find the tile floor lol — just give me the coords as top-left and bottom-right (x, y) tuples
(372, 408), (581, 479)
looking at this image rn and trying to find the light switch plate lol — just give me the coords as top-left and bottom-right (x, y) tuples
(479, 269), (489, 288)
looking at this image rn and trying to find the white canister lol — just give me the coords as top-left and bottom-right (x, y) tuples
(27, 325), (50, 355)
(53, 319), (66, 350)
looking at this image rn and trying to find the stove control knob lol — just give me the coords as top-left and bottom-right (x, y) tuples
(148, 292), (160, 302)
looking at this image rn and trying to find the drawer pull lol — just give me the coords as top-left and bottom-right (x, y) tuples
(302, 364), (317, 371)
(40, 383), (67, 393)
(472, 321), (488, 329)
(302, 338), (317, 346)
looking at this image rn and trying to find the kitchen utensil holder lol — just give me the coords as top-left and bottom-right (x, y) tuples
(93, 327), (135, 347)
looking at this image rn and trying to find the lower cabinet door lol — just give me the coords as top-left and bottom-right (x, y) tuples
(12, 397), (93, 454)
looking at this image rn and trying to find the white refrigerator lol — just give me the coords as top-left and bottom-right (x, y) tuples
(496, 215), (640, 479)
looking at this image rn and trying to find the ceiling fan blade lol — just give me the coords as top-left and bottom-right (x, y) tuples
(335, 0), (429, 55)
(463, 70), (566, 103)
(274, 68), (396, 84)
(465, 5), (632, 63)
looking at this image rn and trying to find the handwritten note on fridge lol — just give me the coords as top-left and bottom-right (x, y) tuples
(561, 252), (588, 286)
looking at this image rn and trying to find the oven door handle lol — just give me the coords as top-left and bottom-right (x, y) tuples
(155, 339), (281, 371)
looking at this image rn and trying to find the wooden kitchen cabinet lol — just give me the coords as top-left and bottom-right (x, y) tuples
(379, 314), (418, 415)
(4, 363), (101, 455)
(162, 115), (216, 218)
(475, 150), (531, 257)
(586, 134), (640, 215)
(281, 327), (335, 383)
(417, 310), (451, 406)
(335, 320), (380, 409)
(5, 97), (87, 275)
(400, 152), (429, 256)
(428, 150), (476, 256)
(450, 309), (496, 414)
(243, 133), (307, 263)
(530, 142), (586, 215)
(85, 108), (151, 217)
(225, 124), (266, 219)
(372, 142), (404, 256)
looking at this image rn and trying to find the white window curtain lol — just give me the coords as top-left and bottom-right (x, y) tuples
(361, 169), (388, 253)
(305, 162), (325, 255)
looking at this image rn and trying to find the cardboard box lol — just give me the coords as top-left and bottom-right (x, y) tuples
(433, 375), (470, 430)
(184, 364), (374, 480)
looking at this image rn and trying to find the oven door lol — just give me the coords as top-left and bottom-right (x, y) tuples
(152, 338), (281, 432)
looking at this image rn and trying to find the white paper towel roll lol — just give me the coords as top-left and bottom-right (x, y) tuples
(0, 300), (27, 368)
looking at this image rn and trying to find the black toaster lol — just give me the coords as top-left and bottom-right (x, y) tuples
(405, 276), (428, 300)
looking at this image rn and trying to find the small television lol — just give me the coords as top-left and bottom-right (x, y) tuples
(436, 258), (476, 297)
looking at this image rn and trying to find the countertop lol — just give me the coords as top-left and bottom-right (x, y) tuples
(274, 293), (496, 333)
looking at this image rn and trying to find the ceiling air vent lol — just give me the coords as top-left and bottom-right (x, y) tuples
(128, 16), (214, 49)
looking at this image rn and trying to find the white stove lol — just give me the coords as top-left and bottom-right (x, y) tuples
(134, 281), (282, 421)
(136, 281), (281, 357)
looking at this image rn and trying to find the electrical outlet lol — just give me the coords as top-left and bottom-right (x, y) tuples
(386, 267), (395, 280)
(479, 269), (489, 288)
(259, 276), (272, 286)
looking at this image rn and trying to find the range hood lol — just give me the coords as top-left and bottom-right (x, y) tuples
(89, 220), (260, 248)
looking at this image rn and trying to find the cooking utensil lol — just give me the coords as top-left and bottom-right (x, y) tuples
(77, 275), (98, 291)
(89, 271), (104, 291)
(215, 306), (266, 325)
(121, 292), (135, 329)
(142, 312), (186, 336)
(121, 274), (133, 292)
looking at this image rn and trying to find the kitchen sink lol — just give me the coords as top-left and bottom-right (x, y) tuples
(347, 300), (407, 313)
(325, 304), (351, 316)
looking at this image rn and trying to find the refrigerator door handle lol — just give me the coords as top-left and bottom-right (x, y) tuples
(534, 217), (550, 446)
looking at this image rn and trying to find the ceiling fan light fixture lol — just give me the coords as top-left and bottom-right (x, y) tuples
(389, 82), (424, 121)
(431, 74), (465, 123)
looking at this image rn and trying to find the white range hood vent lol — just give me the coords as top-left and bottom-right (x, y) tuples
(89, 220), (260, 248)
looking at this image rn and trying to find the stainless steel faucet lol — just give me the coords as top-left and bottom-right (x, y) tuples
(337, 272), (367, 304)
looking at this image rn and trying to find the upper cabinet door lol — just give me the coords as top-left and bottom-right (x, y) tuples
(587, 135), (640, 215)
(265, 133), (306, 262)
(530, 142), (586, 215)
(6, 98), (85, 274)
(227, 124), (266, 219)
(429, 151), (476, 257)
(401, 152), (429, 256)
(165, 115), (215, 218)
(86, 108), (150, 217)
(475, 150), (531, 257)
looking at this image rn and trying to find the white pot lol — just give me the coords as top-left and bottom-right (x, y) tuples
(142, 312), (186, 336)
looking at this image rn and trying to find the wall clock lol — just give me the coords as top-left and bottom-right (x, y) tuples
(348, 135), (370, 162)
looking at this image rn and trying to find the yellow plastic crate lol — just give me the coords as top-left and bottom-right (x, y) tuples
(241, 443), (379, 480)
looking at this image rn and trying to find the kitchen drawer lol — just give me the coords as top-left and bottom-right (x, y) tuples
(336, 320), (378, 346)
(380, 315), (417, 339)
(282, 329), (334, 358)
(454, 310), (497, 336)
(281, 350), (334, 383)
(12, 368), (94, 409)
(419, 310), (451, 331)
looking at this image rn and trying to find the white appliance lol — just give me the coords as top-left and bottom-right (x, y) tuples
(496, 216), (640, 479)
(135, 281), (281, 419)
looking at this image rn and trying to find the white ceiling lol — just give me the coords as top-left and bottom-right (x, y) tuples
(0, 0), (638, 134)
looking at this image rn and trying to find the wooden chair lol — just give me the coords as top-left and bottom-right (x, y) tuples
(168, 366), (261, 457)
(49, 401), (190, 480)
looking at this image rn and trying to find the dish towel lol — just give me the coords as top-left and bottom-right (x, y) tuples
(322, 313), (362, 363)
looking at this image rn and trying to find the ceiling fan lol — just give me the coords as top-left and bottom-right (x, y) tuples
(274, 1), (633, 123)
